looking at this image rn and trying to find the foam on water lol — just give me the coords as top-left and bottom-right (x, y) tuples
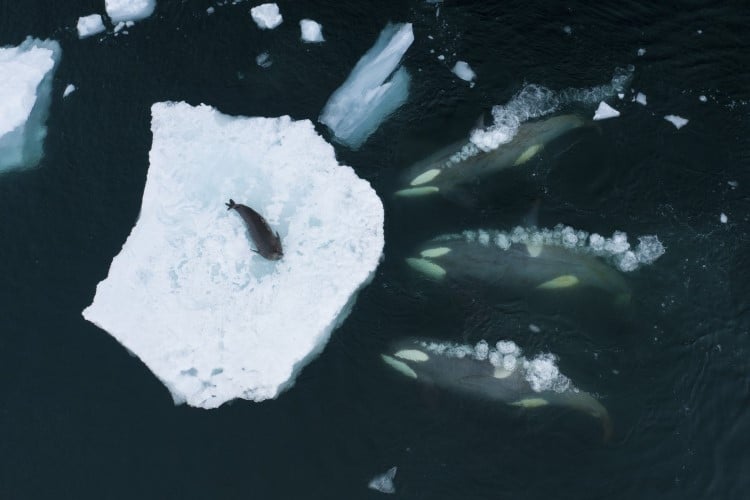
(319, 23), (413, 149)
(436, 225), (665, 272)
(82, 102), (384, 408)
(0, 37), (61, 172)
(420, 340), (574, 394)
(470, 67), (633, 152)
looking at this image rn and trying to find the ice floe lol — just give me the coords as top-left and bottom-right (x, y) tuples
(319, 22), (413, 149)
(300, 19), (324, 43)
(634, 92), (647, 106)
(105, 0), (156, 23)
(452, 60), (476, 83)
(368, 466), (397, 494)
(63, 84), (76, 97)
(593, 101), (620, 120)
(470, 67), (632, 152)
(82, 102), (384, 408)
(0, 37), (61, 173)
(251, 3), (282, 30)
(256, 52), (272, 68)
(664, 114), (689, 129)
(76, 14), (105, 38)
(720, 213), (728, 224)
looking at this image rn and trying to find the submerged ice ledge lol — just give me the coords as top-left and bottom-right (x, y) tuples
(82, 102), (384, 408)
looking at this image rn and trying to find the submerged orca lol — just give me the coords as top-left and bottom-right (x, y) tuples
(395, 114), (587, 201)
(382, 337), (612, 441)
(226, 199), (283, 261)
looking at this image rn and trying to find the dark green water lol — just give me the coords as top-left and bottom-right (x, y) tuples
(1, 1), (749, 498)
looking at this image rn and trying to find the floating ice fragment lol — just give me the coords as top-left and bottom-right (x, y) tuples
(728, 180), (738, 188)
(251, 3), (282, 30)
(563, 25), (572, 35)
(63, 84), (76, 98)
(437, 54), (445, 61)
(256, 52), (272, 68)
(634, 92), (647, 105)
(105, 0), (156, 23)
(593, 101), (620, 120)
(637, 48), (646, 56)
(206, 6), (215, 14)
(319, 23), (413, 149)
(81, 102), (384, 408)
(299, 19), (324, 43)
(699, 95), (707, 102)
(452, 60), (476, 83)
(77, 14), (105, 38)
(720, 213), (728, 224)
(664, 114), (689, 129)
(114, 21), (126, 33)
(529, 324), (541, 333)
(0, 37), (61, 173)
(368, 466), (397, 494)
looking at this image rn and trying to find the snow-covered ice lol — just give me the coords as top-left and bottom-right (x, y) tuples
(105, 0), (156, 23)
(82, 102), (385, 408)
(319, 23), (413, 149)
(634, 92), (647, 106)
(251, 3), (282, 30)
(63, 84), (76, 98)
(368, 466), (397, 494)
(76, 14), (105, 38)
(664, 114), (689, 129)
(300, 19), (324, 43)
(593, 101), (620, 120)
(0, 37), (61, 173)
(452, 60), (476, 83)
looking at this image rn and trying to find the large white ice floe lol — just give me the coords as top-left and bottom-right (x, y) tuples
(319, 22), (414, 149)
(0, 37), (61, 173)
(82, 102), (385, 409)
(593, 101), (620, 120)
(470, 67), (633, 153)
(452, 60), (476, 83)
(105, 0), (156, 23)
(251, 3), (282, 30)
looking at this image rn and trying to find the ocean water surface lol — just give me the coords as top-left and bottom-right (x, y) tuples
(1, 1), (749, 498)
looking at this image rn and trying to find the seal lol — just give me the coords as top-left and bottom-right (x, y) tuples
(226, 199), (283, 260)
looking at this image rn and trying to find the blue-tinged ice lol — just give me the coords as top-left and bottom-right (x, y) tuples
(368, 466), (397, 494)
(0, 38), (61, 173)
(319, 23), (414, 149)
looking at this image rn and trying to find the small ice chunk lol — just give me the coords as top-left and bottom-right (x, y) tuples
(63, 84), (76, 97)
(452, 60), (476, 83)
(437, 54), (445, 61)
(299, 19), (324, 43)
(81, 102), (384, 408)
(256, 52), (272, 68)
(251, 3), (282, 30)
(634, 92), (647, 106)
(529, 324), (541, 333)
(720, 213), (728, 223)
(593, 101), (620, 120)
(368, 466), (397, 494)
(617, 92), (624, 99)
(664, 114), (689, 129)
(699, 95), (707, 102)
(563, 25), (572, 35)
(0, 38), (61, 172)
(105, 0), (156, 23)
(207, 6), (215, 14)
(319, 23), (413, 149)
(697, 29), (703, 34)
(728, 180), (738, 188)
(76, 14), (105, 38)
(637, 48), (646, 56)
(114, 21), (126, 33)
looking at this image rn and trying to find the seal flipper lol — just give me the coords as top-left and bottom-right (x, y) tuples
(225, 199), (236, 210)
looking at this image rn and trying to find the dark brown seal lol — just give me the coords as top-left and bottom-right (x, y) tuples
(226, 199), (283, 260)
